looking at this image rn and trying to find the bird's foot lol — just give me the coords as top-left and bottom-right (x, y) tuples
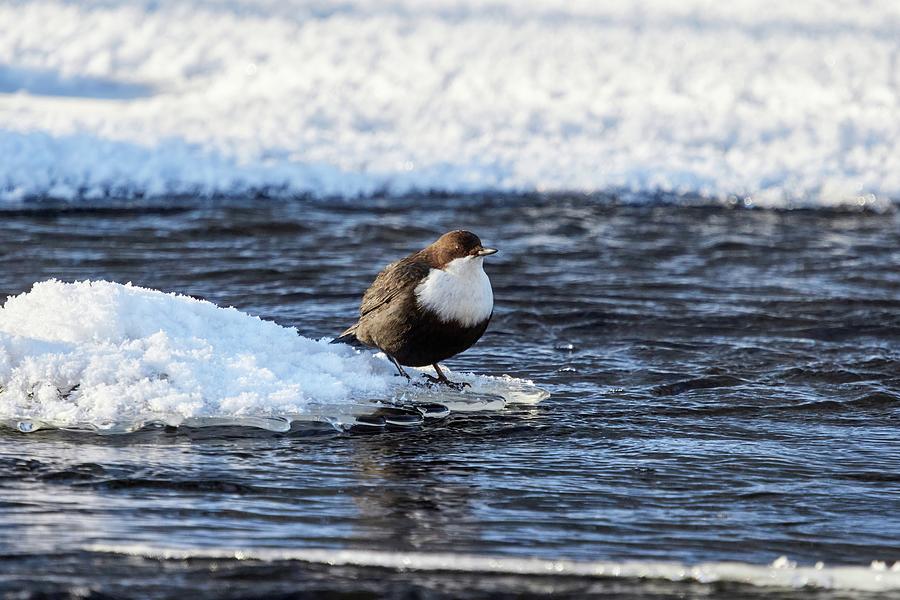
(421, 373), (471, 390)
(387, 355), (411, 380)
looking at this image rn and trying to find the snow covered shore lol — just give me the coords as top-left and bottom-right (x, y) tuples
(1, 1), (899, 207)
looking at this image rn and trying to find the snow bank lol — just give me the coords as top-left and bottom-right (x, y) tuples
(0, 280), (394, 430)
(2, 0), (899, 207)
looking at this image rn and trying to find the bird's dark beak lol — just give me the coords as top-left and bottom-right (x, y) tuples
(476, 246), (498, 256)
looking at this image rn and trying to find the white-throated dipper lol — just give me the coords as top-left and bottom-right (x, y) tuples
(332, 230), (497, 388)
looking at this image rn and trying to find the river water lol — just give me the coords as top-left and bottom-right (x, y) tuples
(0, 196), (898, 598)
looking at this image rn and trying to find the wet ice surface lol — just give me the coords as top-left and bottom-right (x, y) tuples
(0, 196), (899, 598)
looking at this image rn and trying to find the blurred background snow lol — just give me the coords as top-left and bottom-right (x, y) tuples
(1, 0), (898, 207)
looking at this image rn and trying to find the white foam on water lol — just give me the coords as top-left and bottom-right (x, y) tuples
(85, 544), (900, 592)
(1, 0), (899, 208)
(0, 280), (547, 433)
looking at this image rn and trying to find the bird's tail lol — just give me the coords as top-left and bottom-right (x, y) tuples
(330, 324), (363, 346)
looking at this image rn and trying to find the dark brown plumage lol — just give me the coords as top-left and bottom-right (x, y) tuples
(333, 230), (497, 387)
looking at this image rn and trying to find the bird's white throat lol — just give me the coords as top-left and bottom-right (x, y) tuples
(415, 256), (493, 327)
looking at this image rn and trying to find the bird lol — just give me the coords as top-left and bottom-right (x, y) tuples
(332, 230), (497, 388)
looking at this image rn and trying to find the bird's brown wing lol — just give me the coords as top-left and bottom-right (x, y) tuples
(359, 257), (430, 318)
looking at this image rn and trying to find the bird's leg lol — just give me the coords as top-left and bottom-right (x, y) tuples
(387, 355), (411, 380)
(422, 363), (471, 389)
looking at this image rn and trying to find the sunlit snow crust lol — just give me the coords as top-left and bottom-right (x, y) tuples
(1, 0), (898, 208)
(0, 280), (547, 433)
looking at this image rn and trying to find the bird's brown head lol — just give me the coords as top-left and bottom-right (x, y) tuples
(426, 230), (498, 268)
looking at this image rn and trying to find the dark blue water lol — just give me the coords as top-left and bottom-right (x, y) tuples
(1, 197), (899, 598)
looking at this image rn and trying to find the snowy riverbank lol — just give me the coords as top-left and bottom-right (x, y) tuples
(2, 0), (899, 207)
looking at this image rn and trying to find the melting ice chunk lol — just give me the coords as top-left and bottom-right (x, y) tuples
(0, 280), (548, 434)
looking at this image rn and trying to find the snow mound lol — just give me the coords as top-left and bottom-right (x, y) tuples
(1, 0), (899, 208)
(0, 280), (397, 431)
(0, 280), (547, 433)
